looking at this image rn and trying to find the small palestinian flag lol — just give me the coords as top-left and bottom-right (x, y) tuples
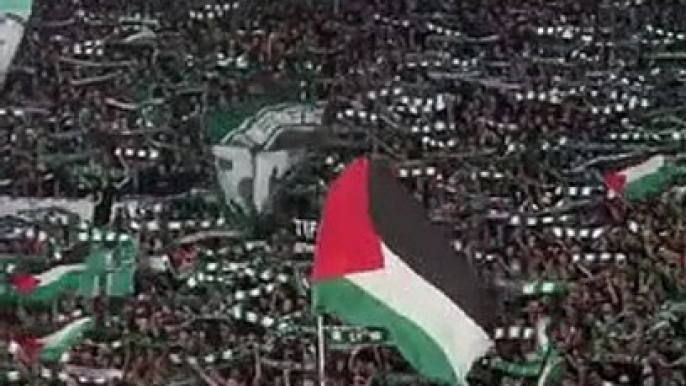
(171, 245), (198, 277)
(312, 158), (498, 385)
(605, 155), (681, 201)
(11, 317), (94, 362)
(9, 264), (86, 302)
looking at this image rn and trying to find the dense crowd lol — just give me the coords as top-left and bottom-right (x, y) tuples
(2, 0), (686, 384)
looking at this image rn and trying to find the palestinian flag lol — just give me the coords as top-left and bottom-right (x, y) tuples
(9, 264), (86, 302)
(11, 317), (94, 362)
(312, 158), (498, 385)
(605, 155), (682, 201)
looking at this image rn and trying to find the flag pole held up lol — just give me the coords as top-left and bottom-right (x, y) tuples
(316, 315), (326, 386)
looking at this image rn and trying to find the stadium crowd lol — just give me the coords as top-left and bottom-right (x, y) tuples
(2, 0), (686, 384)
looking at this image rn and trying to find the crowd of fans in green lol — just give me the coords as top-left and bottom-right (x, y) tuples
(2, 0), (686, 384)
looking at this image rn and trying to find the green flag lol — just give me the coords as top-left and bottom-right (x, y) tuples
(79, 239), (136, 298)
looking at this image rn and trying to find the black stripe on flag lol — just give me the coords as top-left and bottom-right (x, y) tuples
(368, 159), (499, 329)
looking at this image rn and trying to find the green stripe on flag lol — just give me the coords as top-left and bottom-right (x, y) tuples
(39, 317), (94, 362)
(313, 278), (459, 385)
(624, 165), (685, 201)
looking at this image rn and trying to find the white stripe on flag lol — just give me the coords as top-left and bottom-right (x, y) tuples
(37, 264), (86, 286)
(346, 243), (492, 381)
(624, 155), (664, 183)
(40, 318), (92, 347)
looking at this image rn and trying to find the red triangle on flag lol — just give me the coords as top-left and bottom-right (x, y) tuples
(11, 274), (40, 295)
(313, 158), (385, 281)
(13, 336), (43, 362)
(604, 172), (627, 196)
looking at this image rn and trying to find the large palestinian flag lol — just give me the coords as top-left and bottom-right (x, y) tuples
(312, 158), (498, 385)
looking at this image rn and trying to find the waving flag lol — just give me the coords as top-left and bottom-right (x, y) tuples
(605, 155), (682, 201)
(9, 264), (86, 302)
(5, 233), (136, 302)
(312, 157), (497, 385)
(12, 317), (93, 363)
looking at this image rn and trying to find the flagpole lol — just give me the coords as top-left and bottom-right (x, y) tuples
(316, 315), (326, 386)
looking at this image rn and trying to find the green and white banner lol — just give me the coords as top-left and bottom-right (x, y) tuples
(213, 103), (323, 213)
